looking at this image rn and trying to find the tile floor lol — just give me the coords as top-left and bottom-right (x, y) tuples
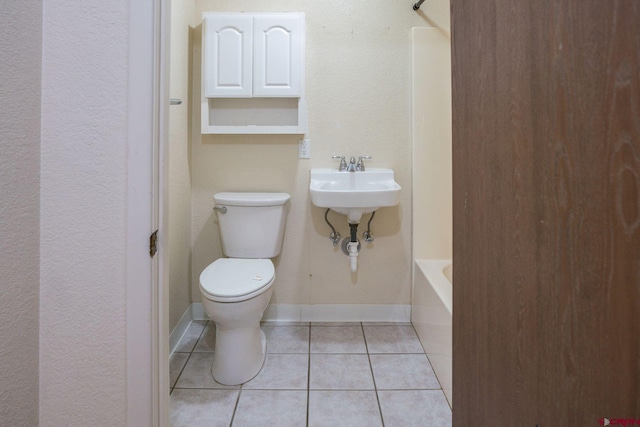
(170, 321), (452, 427)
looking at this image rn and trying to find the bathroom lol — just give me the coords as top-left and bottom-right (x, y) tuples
(167, 0), (452, 425)
(3, 0), (637, 425)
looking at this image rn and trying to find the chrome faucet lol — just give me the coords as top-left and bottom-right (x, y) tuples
(356, 156), (371, 171)
(332, 155), (372, 172)
(332, 155), (348, 171)
(347, 156), (357, 172)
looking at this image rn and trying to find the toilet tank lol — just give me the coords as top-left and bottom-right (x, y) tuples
(213, 192), (290, 258)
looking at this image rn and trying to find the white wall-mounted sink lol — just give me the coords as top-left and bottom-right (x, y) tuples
(310, 168), (401, 223)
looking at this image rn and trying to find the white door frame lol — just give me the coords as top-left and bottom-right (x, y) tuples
(126, 0), (170, 425)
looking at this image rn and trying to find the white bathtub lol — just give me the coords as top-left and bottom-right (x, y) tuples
(412, 259), (452, 407)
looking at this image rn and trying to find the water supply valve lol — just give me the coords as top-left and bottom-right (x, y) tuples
(330, 231), (341, 247)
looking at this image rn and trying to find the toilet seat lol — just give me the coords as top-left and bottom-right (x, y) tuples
(199, 258), (275, 303)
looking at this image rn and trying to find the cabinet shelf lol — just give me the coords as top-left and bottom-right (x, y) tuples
(201, 97), (306, 134)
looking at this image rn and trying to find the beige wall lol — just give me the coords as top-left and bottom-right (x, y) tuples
(0, 2), (41, 425)
(169, 0), (196, 332)
(187, 1), (447, 307)
(412, 27), (452, 260)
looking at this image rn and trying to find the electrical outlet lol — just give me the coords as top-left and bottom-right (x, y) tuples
(298, 139), (311, 159)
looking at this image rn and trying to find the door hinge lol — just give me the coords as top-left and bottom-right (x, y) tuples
(149, 230), (158, 257)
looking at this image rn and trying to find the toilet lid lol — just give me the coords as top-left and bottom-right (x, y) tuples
(199, 258), (275, 301)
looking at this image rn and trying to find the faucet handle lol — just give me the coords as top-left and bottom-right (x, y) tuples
(332, 155), (348, 171)
(356, 156), (372, 171)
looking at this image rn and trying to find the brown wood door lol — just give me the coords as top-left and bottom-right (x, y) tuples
(451, 1), (640, 425)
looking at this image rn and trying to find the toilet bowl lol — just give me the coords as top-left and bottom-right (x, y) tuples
(198, 192), (290, 385)
(200, 258), (275, 385)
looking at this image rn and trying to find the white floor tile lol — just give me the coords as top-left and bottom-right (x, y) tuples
(310, 326), (366, 353)
(308, 390), (382, 427)
(370, 354), (440, 389)
(169, 352), (189, 389)
(263, 325), (309, 354)
(363, 325), (424, 354)
(242, 354), (308, 390)
(169, 323), (452, 426)
(174, 353), (239, 389)
(363, 325), (424, 353)
(233, 390), (307, 427)
(193, 323), (216, 352)
(174, 320), (207, 353)
(310, 354), (374, 390)
(169, 389), (238, 427)
(378, 390), (452, 427)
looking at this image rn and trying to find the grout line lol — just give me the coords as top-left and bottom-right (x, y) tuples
(228, 388), (242, 427)
(304, 387), (377, 391)
(170, 354), (190, 394)
(170, 386), (240, 390)
(306, 323), (311, 427)
(375, 387), (442, 391)
(235, 387), (308, 391)
(362, 322), (385, 427)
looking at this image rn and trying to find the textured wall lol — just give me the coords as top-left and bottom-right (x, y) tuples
(188, 0), (447, 307)
(169, 0), (196, 333)
(40, 1), (129, 425)
(412, 27), (452, 260)
(0, 2), (42, 425)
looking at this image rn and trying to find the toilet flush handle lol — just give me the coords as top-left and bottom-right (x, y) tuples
(213, 206), (227, 214)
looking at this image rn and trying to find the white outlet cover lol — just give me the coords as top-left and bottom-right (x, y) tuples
(298, 139), (310, 159)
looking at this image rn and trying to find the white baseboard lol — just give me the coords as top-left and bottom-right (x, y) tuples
(169, 304), (210, 355)
(302, 304), (410, 322)
(264, 303), (410, 322)
(171, 302), (411, 351)
(190, 302), (209, 320)
(169, 307), (193, 355)
(262, 303), (302, 321)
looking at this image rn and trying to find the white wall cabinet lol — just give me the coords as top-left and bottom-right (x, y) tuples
(252, 15), (302, 97)
(203, 15), (253, 98)
(202, 13), (306, 134)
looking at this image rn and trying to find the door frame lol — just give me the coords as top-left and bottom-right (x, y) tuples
(126, 0), (170, 425)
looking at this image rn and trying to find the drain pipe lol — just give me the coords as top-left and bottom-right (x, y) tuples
(348, 223), (359, 272)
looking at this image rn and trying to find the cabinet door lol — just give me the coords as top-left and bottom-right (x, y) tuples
(203, 15), (252, 97)
(253, 15), (303, 97)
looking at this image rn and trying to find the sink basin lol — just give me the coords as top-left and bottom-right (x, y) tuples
(310, 168), (401, 223)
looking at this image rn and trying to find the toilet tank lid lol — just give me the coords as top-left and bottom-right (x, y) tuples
(213, 192), (290, 207)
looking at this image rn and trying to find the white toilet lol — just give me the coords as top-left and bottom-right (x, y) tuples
(199, 192), (290, 385)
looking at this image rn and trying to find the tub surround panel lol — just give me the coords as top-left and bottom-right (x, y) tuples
(410, 26), (453, 407)
(412, 260), (453, 406)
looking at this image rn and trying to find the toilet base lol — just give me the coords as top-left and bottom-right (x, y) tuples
(211, 324), (267, 385)
(202, 284), (274, 386)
